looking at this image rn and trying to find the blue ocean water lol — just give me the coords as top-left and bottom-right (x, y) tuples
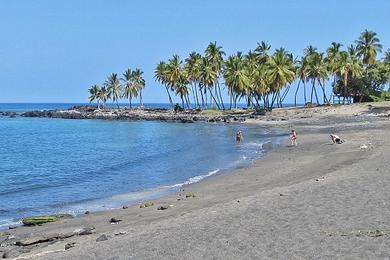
(0, 104), (287, 229)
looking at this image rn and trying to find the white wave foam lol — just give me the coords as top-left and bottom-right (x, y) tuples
(0, 219), (21, 229)
(245, 140), (272, 148)
(167, 169), (220, 188)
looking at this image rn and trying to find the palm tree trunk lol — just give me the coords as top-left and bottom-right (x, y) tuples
(229, 89), (233, 110)
(310, 81), (314, 104)
(129, 94), (132, 109)
(270, 92), (278, 109)
(191, 84), (196, 108)
(281, 85), (290, 104)
(199, 86), (205, 108)
(209, 89), (221, 110)
(186, 95), (191, 109)
(312, 80), (319, 104)
(140, 91), (143, 108)
(213, 87), (219, 109)
(216, 82), (225, 110)
(320, 84), (329, 104)
(205, 89), (208, 108)
(194, 83), (200, 108)
(303, 82), (307, 105)
(165, 86), (173, 108)
(294, 80), (301, 106)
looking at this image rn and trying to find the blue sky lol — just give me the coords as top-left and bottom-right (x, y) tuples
(0, 0), (389, 103)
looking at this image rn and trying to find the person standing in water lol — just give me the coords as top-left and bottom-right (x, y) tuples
(236, 130), (243, 144)
(291, 130), (297, 146)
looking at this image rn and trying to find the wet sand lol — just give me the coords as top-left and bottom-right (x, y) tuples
(2, 102), (390, 259)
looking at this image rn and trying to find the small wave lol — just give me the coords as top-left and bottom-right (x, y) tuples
(244, 140), (272, 148)
(0, 183), (59, 197)
(0, 219), (21, 229)
(166, 169), (220, 188)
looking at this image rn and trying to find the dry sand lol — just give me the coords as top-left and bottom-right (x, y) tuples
(3, 102), (390, 259)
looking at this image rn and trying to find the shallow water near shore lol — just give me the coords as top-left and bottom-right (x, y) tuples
(0, 115), (286, 229)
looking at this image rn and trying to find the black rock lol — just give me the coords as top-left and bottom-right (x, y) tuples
(2, 249), (23, 259)
(65, 242), (76, 250)
(109, 218), (122, 224)
(96, 234), (108, 242)
(77, 227), (95, 236)
(157, 205), (169, 210)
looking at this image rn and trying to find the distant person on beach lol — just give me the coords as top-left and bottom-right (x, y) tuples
(291, 130), (297, 146)
(236, 131), (243, 144)
(330, 134), (344, 144)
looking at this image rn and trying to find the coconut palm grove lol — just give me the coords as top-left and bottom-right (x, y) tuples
(89, 30), (390, 110)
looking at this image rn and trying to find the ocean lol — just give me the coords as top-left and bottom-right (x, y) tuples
(0, 103), (287, 229)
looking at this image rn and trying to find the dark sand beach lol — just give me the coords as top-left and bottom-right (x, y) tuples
(2, 102), (390, 259)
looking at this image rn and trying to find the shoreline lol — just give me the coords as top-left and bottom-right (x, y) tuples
(0, 128), (287, 231)
(1, 102), (390, 259)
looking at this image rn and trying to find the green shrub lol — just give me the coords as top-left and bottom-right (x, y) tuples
(174, 104), (184, 112)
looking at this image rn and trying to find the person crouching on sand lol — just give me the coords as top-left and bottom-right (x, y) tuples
(236, 131), (243, 144)
(291, 130), (297, 146)
(330, 134), (344, 144)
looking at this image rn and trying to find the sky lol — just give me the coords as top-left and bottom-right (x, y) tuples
(0, 0), (389, 104)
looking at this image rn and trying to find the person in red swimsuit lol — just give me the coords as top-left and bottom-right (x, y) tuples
(291, 130), (297, 146)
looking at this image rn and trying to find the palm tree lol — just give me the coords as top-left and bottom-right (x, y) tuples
(242, 51), (259, 107)
(385, 49), (390, 89)
(121, 69), (138, 109)
(175, 70), (190, 108)
(199, 57), (220, 109)
(334, 46), (364, 103)
(305, 50), (329, 104)
(185, 52), (202, 108)
(154, 61), (173, 107)
(294, 56), (308, 106)
(385, 49), (390, 64)
(356, 30), (383, 66)
(254, 41), (271, 63)
(97, 86), (109, 108)
(133, 68), (145, 107)
(224, 53), (250, 109)
(88, 85), (101, 109)
(252, 64), (271, 108)
(205, 42), (225, 109)
(165, 55), (191, 109)
(105, 73), (122, 108)
(267, 48), (296, 108)
(166, 55), (182, 88)
(327, 42), (343, 100)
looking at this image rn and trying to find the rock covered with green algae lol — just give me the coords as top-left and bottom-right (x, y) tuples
(22, 214), (73, 226)
(139, 202), (154, 208)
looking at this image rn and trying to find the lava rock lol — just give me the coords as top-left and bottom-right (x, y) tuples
(109, 218), (122, 224)
(96, 234), (108, 242)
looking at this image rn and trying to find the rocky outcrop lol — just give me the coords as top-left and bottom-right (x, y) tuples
(0, 111), (17, 118)
(0, 226), (95, 259)
(21, 106), (258, 123)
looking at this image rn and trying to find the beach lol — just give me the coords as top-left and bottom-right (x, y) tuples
(2, 102), (390, 259)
